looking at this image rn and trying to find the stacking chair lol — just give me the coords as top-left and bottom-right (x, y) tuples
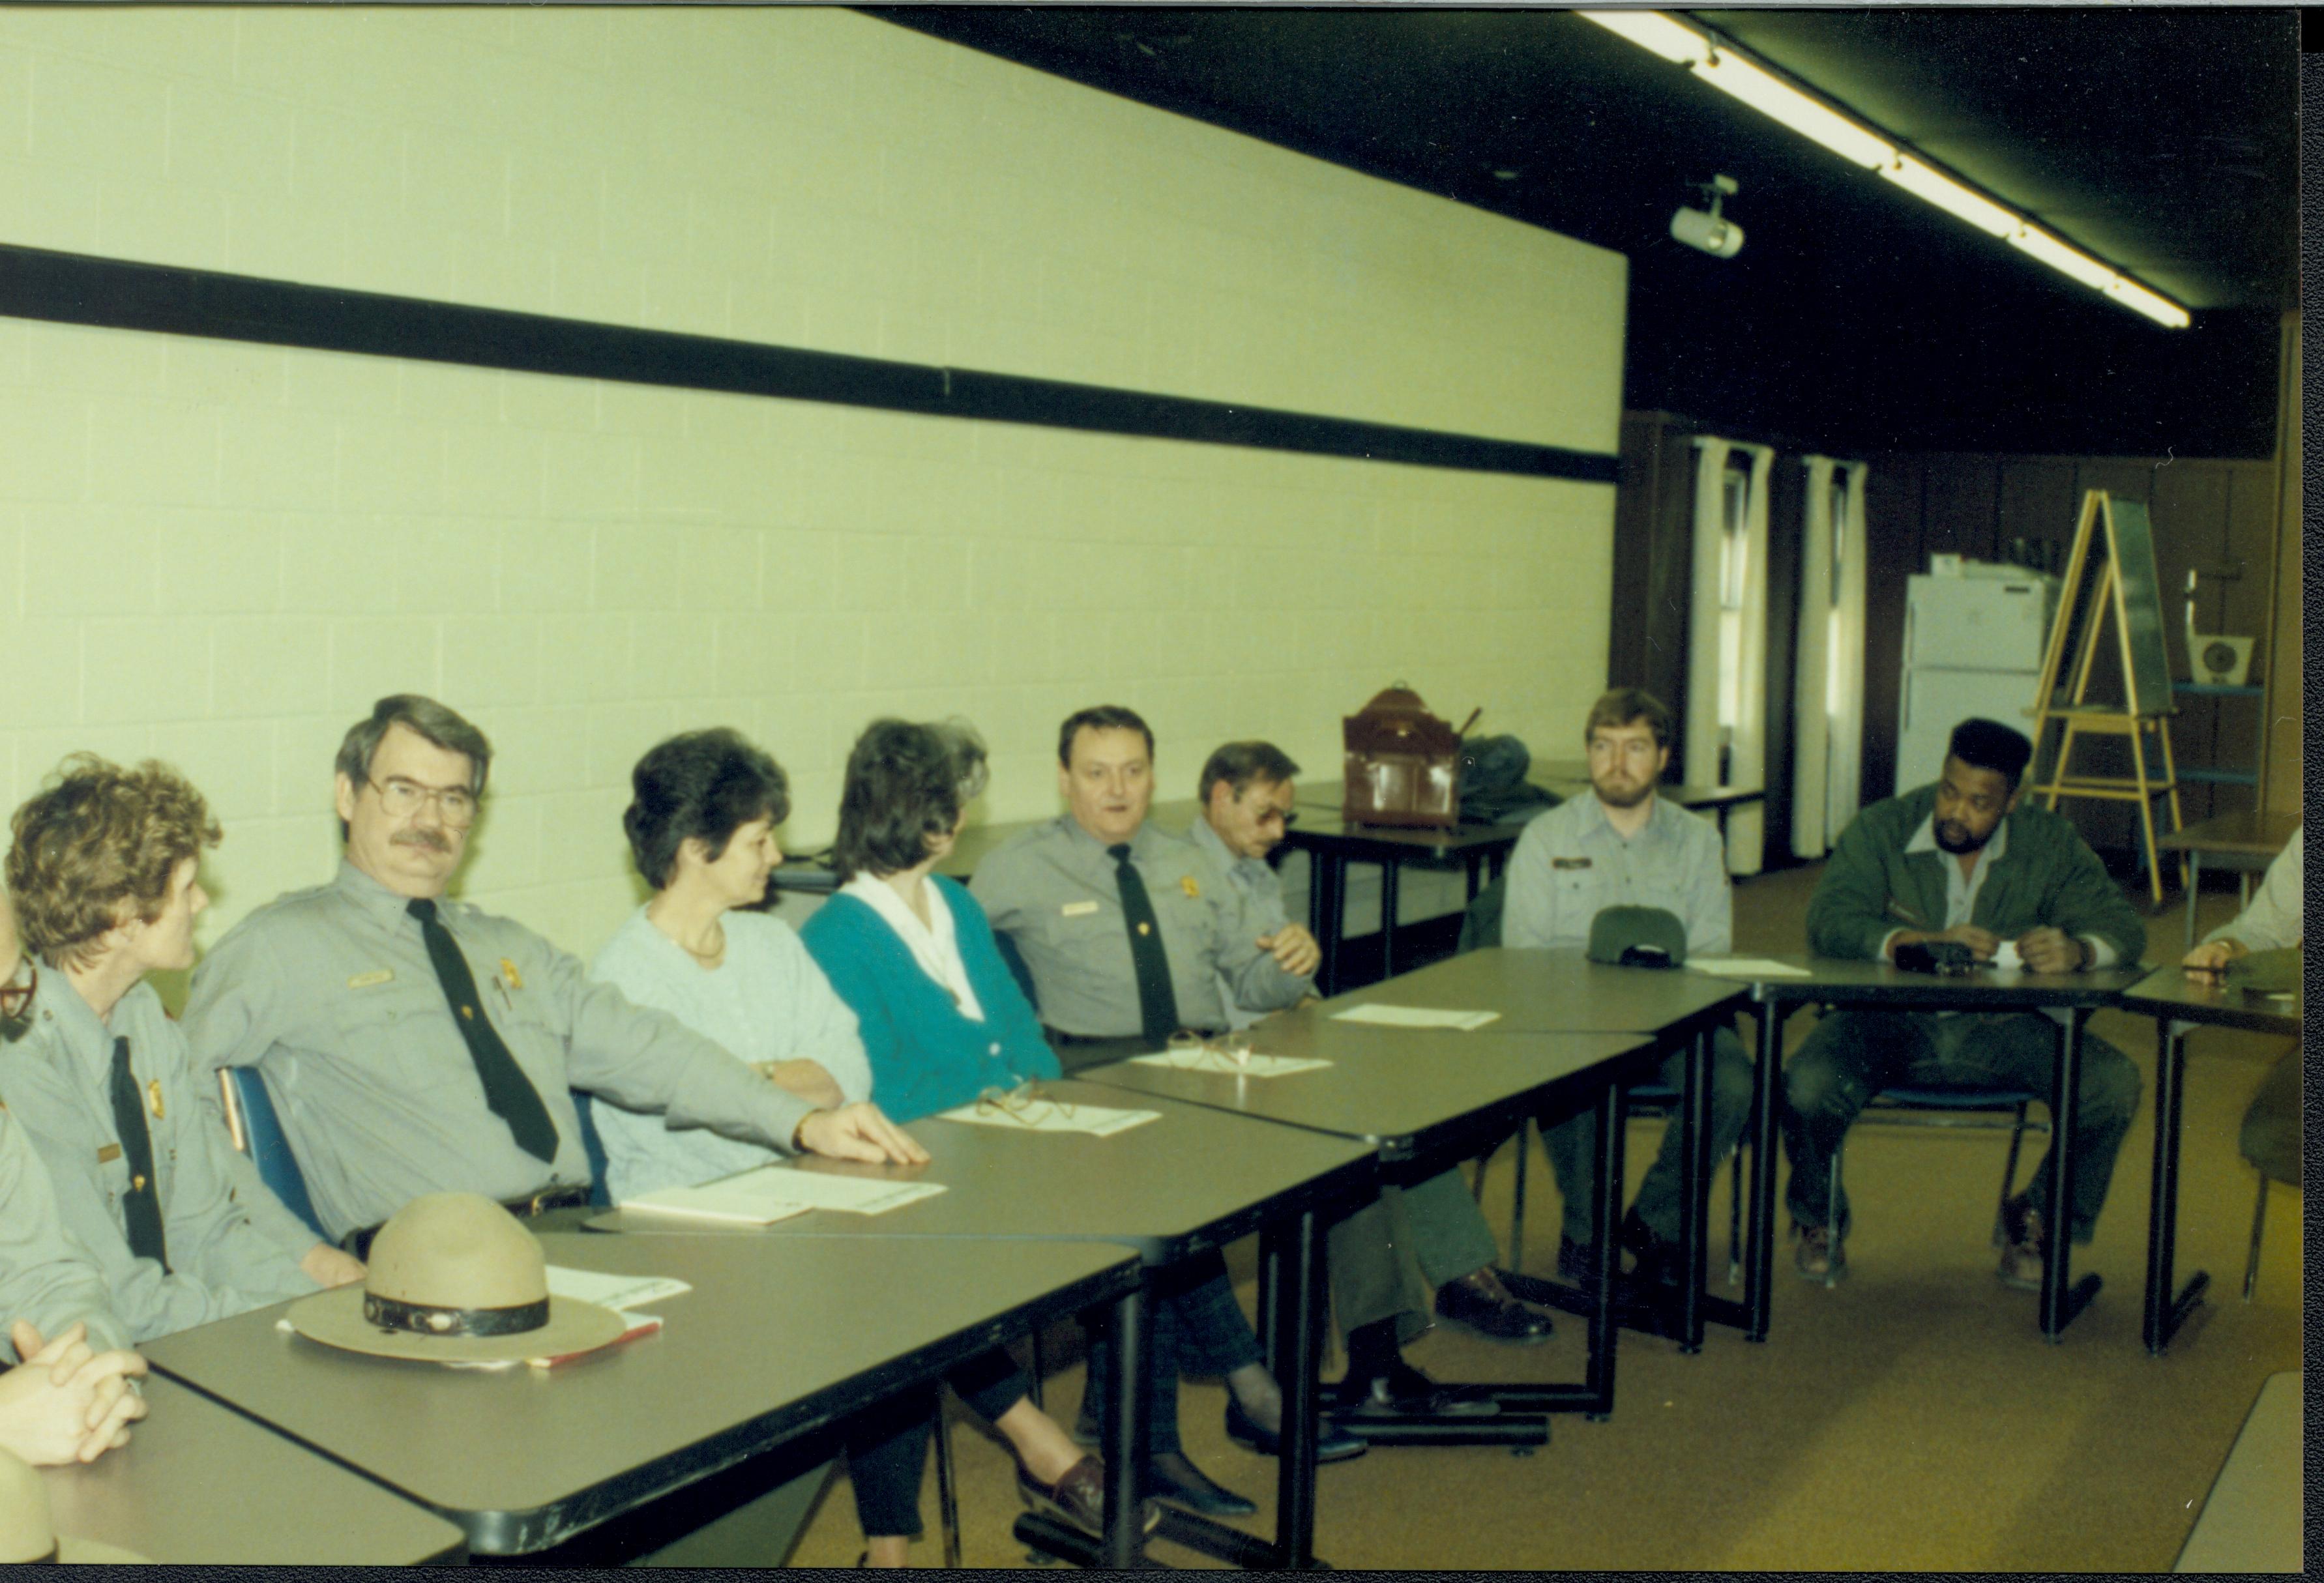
(571, 1089), (613, 1208)
(1807, 1084), (2046, 1288)
(216, 1066), (329, 1242)
(2237, 1048), (2301, 1301)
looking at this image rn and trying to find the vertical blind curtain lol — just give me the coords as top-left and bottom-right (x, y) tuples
(1684, 437), (1775, 876)
(1789, 457), (1871, 858)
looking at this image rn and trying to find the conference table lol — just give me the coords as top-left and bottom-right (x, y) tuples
(143, 1231), (1140, 1563)
(1084, 1011), (1658, 1430)
(2155, 808), (2299, 949)
(1734, 956), (2154, 1343)
(1323, 947), (1754, 1349)
(2115, 965), (2303, 1355)
(39, 1374), (468, 1564)
(583, 1081), (1379, 1571)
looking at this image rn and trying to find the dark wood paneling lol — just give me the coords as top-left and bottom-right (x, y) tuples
(1919, 454), (2002, 562)
(1759, 456), (1804, 867)
(1859, 454), (1926, 806)
(1995, 459), (2078, 574)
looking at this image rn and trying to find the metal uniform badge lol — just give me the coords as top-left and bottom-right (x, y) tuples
(1180, 875), (1200, 898)
(501, 959), (523, 990)
(347, 969), (394, 989)
(147, 1080), (164, 1120)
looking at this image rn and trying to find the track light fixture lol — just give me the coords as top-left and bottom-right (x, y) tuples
(1578, 10), (2192, 327)
(1670, 174), (1744, 258)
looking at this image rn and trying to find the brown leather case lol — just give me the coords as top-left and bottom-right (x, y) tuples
(1342, 684), (1466, 827)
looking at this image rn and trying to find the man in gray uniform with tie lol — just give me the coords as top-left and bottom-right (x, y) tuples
(183, 695), (922, 1256)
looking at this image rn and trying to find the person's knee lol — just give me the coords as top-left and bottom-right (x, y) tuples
(1710, 1036), (1755, 1116)
(2077, 1041), (2142, 1127)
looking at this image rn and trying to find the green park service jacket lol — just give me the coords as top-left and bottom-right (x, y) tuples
(1806, 783), (2147, 967)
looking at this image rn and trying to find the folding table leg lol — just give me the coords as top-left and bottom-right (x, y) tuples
(2040, 1012), (2101, 1340)
(2143, 1019), (2207, 1352)
(1102, 1285), (1149, 1567)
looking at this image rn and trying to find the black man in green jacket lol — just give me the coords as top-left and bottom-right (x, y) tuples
(1782, 718), (2146, 1288)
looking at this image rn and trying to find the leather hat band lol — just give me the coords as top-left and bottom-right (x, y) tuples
(363, 1292), (550, 1338)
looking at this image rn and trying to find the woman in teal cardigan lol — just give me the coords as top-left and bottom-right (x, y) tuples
(802, 872), (1057, 1123)
(799, 719), (1132, 1566)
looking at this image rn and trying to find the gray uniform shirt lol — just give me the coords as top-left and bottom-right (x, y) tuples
(1504, 793), (1733, 956)
(181, 861), (817, 1242)
(0, 978), (317, 1344)
(973, 817), (1306, 1038)
(1189, 815), (1313, 1031)
(0, 1103), (125, 1359)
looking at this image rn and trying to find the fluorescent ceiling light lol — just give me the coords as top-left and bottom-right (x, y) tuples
(1879, 155), (2015, 238)
(1692, 49), (1894, 170)
(1575, 10), (1708, 65)
(2104, 278), (2194, 330)
(2007, 225), (2119, 293)
(1582, 9), (2191, 327)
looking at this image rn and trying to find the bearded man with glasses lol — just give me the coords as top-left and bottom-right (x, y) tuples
(183, 695), (922, 1260)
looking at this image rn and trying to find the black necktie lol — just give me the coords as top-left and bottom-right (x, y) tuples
(407, 898), (559, 1163)
(108, 1037), (169, 1271)
(1108, 843), (1181, 1048)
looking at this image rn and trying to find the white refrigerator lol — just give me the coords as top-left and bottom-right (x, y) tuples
(1893, 566), (2059, 796)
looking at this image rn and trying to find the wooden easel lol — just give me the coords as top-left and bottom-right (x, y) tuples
(2026, 489), (2185, 904)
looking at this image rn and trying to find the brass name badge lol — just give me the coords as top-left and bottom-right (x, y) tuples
(96, 1143), (123, 1164)
(1061, 901), (1100, 917)
(347, 969), (394, 989)
(1551, 858), (1593, 870)
(1179, 875), (1200, 899)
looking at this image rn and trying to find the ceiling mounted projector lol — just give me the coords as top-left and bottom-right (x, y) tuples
(1671, 173), (1743, 258)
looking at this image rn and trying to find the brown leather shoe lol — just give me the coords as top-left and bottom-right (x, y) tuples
(1996, 1195), (2046, 1291)
(1793, 1221), (1846, 1285)
(1018, 1455), (1162, 1537)
(1435, 1270), (1555, 1344)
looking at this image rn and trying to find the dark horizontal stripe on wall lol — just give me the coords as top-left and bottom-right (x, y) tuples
(0, 243), (1618, 485)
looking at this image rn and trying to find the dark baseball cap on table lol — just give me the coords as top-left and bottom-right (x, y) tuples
(1586, 906), (1688, 968)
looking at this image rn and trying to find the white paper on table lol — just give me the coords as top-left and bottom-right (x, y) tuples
(544, 1266), (694, 1309)
(1126, 1050), (1332, 1077)
(1329, 1004), (1501, 1031)
(936, 1099), (1160, 1136)
(621, 1165), (945, 1223)
(1688, 957), (1815, 980)
(1991, 940), (2023, 972)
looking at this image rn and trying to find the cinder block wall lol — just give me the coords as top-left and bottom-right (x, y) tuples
(0, 7), (1624, 961)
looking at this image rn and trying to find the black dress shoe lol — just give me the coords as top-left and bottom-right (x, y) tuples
(1145, 1450), (1257, 1517)
(1325, 1360), (1499, 1418)
(1222, 1398), (1368, 1462)
(1434, 1272), (1554, 1343)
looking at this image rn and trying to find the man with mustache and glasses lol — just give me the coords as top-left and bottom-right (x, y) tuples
(1780, 716), (2145, 1286)
(1503, 688), (1753, 1299)
(183, 695), (922, 1258)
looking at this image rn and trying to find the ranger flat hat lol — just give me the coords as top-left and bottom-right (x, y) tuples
(0, 1447), (146, 1563)
(1585, 905), (1689, 968)
(286, 1192), (627, 1365)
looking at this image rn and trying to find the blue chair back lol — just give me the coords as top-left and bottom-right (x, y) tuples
(218, 1067), (329, 1242)
(572, 1090), (612, 1208)
(993, 931), (1040, 1011)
